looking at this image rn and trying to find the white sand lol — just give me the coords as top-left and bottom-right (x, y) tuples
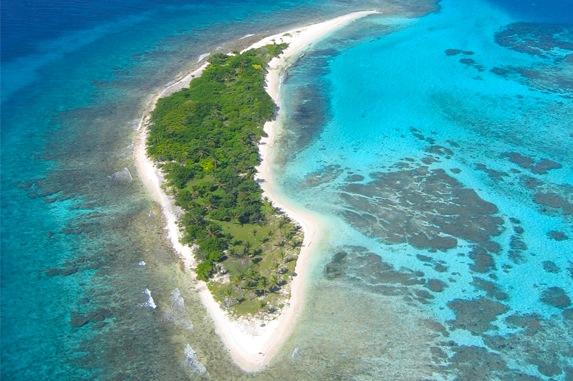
(134, 10), (378, 372)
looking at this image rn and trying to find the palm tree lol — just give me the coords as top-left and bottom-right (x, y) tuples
(220, 285), (233, 299)
(210, 155), (219, 169)
(269, 275), (280, 293)
(186, 210), (204, 226)
(195, 147), (209, 159)
(242, 241), (252, 257)
(205, 224), (220, 238)
(214, 178), (225, 190)
(229, 209), (240, 223)
(291, 239), (303, 249)
(231, 273), (245, 284)
(257, 276), (268, 295)
(275, 240), (286, 251)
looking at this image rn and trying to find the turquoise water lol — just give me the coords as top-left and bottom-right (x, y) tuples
(3, 1), (435, 379)
(1, 0), (571, 379)
(275, 0), (572, 379)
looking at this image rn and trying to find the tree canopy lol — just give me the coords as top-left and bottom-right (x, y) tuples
(147, 44), (303, 316)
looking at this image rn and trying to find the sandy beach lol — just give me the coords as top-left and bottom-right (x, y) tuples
(134, 10), (377, 372)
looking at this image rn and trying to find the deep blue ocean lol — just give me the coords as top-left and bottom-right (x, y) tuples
(1, 0), (571, 380)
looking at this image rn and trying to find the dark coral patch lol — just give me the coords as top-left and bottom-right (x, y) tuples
(534, 191), (573, 215)
(475, 163), (509, 181)
(484, 313), (573, 379)
(434, 263), (448, 273)
(426, 278), (446, 292)
(494, 23), (573, 96)
(345, 174), (365, 183)
(324, 251), (348, 280)
(303, 164), (344, 187)
(69, 308), (111, 328)
(421, 156), (439, 165)
(445, 48), (462, 56)
(45, 266), (78, 276)
(548, 230), (569, 241)
(340, 166), (503, 252)
(447, 297), (509, 334)
(472, 277), (508, 301)
(532, 159), (562, 174)
(410, 127), (426, 141)
(495, 22), (573, 58)
(490, 67), (511, 76)
(483, 335), (563, 377)
(508, 233), (528, 264)
(445, 49), (475, 56)
(483, 240), (501, 254)
(446, 345), (508, 379)
(468, 246), (495, 273)
(542, 261), (561, 273)
(528, 356), (563, 377)
(501, 152), (535, 170)
(323, 247), (431, 302)
(460, 58), (475, 65)
(416, 254), (433, 262)
(520, 176), (542, 190)
(425, 145), (454, 157)
(392, 161), (411, 170)
(505, 313), (541, 332)
(541, 287), (571, 309)
(410, 232), (457, 251)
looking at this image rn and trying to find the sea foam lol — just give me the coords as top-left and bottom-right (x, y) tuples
(108, 167), (133, 183)
(197, 53), (210, 62)
(182, 344), (207, 374)
(143, 288), (157, 310)
(164, 289), (193, 332)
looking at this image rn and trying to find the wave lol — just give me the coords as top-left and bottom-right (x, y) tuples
(182, 344), (207, 374)
(143, 288), (157, 310)
(197, 52), (210, 62)
(108, 167), (133, 183)
(163, 288), (194, 332)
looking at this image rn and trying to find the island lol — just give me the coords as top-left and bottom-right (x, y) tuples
(146, 43), (306, 319)
(134, 10), (377, 372)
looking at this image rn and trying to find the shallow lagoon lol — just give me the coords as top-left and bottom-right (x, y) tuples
(276, 0), (572, 378)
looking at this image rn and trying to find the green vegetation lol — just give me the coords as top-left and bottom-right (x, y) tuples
(147, 44), (303, 317)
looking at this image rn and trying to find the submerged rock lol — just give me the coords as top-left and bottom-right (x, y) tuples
(69, 312), (90, 327)
(340, 166), (503, 252)
(541, 287), (571, 309)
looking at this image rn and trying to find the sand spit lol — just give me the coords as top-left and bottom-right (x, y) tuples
(134, 10), (378, 372)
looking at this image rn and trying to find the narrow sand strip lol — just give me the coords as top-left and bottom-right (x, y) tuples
(134, 10), (377, 372)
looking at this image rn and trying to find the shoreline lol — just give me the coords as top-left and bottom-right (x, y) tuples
(134, 10), (377, 372)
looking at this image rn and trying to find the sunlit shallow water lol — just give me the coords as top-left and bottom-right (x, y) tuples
(2, 0), (571, 379)
(274, 0), (572, 379)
